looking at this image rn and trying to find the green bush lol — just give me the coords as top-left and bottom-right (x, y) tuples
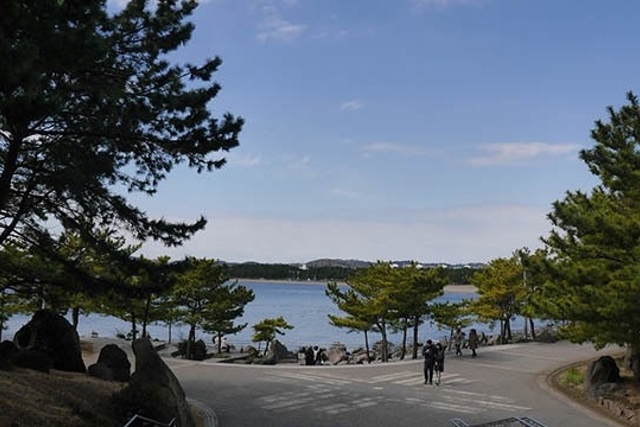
(563, 367), (584, 386)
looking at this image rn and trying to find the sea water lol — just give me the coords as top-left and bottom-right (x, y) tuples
(2, 280), (515, 351)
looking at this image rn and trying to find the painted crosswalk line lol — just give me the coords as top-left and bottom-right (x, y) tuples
(259, 369), (526, 417)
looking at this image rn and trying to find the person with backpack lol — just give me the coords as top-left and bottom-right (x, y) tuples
(422, 339), (436, 385)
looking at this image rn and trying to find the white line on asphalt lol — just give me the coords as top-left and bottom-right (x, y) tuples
(277, 372), (352, 385)
(368, 371), (417, 382)
(440, 388), (513, 401)
(424, 401), (479, 414)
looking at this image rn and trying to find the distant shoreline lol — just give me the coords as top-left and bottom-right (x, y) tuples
(233, 278), (477, 294)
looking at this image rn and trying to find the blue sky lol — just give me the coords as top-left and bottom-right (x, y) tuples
(125, 0), (640, 264)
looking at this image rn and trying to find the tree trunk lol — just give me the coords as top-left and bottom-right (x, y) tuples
(379, 321), (389, 362)
(187, 323), (197, 359)
(72, 306), (80, 330)
(130, 313), (137, 340)
(400, 321), (407, 360)
(528, 317), (537, 340)
(412, 316), (420, 359)
(142, 293), (152, 338)
(364, 330), (371, 364)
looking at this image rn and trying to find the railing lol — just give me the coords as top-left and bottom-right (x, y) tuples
(122, 414), (176, 427)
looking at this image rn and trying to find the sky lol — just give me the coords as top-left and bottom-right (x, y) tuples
(118, 0), (640, 265)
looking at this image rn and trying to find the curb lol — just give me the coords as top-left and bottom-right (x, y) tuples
(188, 398), (218, 427)
(536, 351), (626, 427)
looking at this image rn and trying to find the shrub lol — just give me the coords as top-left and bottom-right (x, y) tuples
(176, 339), (208, 360)
(564, 367), (584, 386)
(111, 383), (171, 425)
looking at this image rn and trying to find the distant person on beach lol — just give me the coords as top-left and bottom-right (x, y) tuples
(453, 327), (464, 356)
(422, 339), (436, 385)
(468, 329), (479, 358)
(434, 342), (445, 386)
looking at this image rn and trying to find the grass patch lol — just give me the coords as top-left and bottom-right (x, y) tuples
(563, 366), (585, 386)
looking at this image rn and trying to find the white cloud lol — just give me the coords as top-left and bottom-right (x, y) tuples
(232, 154), (261, 168)
(330, 187), (363, 200)
(257, 15), (305, 42)
(140, 204), (550, 264)
(467, 142), (581, 166)
(254, 1), (305, 43)
(339, 99), (364, 111)
(411, 0), (489, 10)
(281, 153), (311, 170)
(363, 142), (431, 157)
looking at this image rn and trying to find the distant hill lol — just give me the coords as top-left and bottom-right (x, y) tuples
(301, 259), (486, 270)
(303, 259), (371, 269)
(227, 258), (486, 270)
(226, 259), (483, 283)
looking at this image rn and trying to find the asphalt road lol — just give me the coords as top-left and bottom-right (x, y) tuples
(166, 341), (626, 427)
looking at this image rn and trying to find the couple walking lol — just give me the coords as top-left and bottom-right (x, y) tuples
(422, 339), (445, 386)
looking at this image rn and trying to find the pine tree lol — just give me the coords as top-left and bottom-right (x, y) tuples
(541, 92), (640, 380)
(0, 1), (242, 272)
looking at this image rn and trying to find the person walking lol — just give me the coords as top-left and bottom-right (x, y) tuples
(434, 342), (445, 386)
(468, 328), (479, 358)
(422, 339), (436, 385)
(453, 327), (464, 356)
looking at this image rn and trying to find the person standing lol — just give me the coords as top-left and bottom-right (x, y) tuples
(468, 328), (479, 358)
(422, 339), (436, 385)
(453, 327), (464, 356)
(434, 342), (445, 386)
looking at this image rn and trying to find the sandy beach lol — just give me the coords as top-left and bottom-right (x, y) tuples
(444, 284), (477, 293)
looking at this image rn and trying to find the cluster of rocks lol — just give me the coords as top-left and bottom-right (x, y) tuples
(580, 352), (640, 426)
(0, 309), (86, 373)
(0, 309), (194, 427)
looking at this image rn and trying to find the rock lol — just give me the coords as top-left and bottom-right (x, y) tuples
(0, 340), (19, 370)
(13, 309), (86, 373)
(258, 340), (292, 364)
(536, 328), (557, 343)
(584, 355), (621, 398)
(327, 343), (348, 365)
(128, 338), (195, 427)
(352, 350), (371, 364)
(14, 349), (52, 373)
(88, 344), (131, 382)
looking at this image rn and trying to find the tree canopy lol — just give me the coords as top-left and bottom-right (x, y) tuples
(469, 254), (526, 344)
(0, 0), (242, 291)
(326, 261), (448, 362)
(539, 92), (640, 378)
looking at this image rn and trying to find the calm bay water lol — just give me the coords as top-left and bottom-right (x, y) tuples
(2, 280), (506, 351)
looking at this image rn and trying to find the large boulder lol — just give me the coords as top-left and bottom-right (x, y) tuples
(326, 343), (349, 365)
(257, 340), (292, 365)
(14, 349), (52, 373)
(0, 340), (19, 370)
(88, 344), (131, 382)
(536, 328), (557, 343)
(13, 309), (86, 373)
(117, 338), (194, 427)
(584, 355), (621, 398)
